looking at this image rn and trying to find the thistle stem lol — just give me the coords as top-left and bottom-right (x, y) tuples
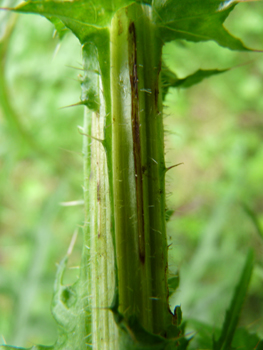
(83, 4), (172, 349)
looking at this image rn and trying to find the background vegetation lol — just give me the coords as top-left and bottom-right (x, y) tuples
(0, 2), (263, 348)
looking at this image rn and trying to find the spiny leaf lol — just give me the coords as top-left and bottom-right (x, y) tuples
(51, 256), (78, 331)
(11, 0), (154, 45)
(170, 68), (229, 88)
(49, 252), (92, 350)
(213, 250), (254, 350)
(168, 274), (179, 297)
(117, 318), (190, 350)
(11, 0), (258, 52)
(110, 291), (190, 349)
(12, 0), (133, 44)
(153, 0), (256, 50)
(48, 17), (68, 40)
(165, 209), (174, 222)
(162, 65), (229, 96)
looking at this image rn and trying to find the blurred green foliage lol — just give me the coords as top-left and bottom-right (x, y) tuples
(0, 11), (84, 347)
(0, 1), (263, 348)
(164, 1), (263, 339)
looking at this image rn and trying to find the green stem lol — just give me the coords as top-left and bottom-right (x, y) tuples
(83, 4), (173, 348)
(111, 4), (172, 336)
(82, 42), (118, 349)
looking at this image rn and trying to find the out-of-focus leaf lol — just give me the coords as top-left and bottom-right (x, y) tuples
(232, 327), (261, 350)
(187, 319), (216, 349)
(242, 203), (263, 240)
(213, 250), (254, 350)
(0, 346), (53, 349)
(0, 12), (47, 154)
(188, 320), (261, 350)
(153, 0), (255, 50)
(256, 340), (263, 350)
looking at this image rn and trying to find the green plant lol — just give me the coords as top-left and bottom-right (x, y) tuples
(0, 0), (262, 349)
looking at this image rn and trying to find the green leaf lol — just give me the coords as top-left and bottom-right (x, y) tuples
(187, 319), (218, 350)
(162, 65), (228, 96)
(165, 209), (174, 222)
(48, 17), (68, 40)
(12, 0), (138, 44)
(213, 250), (254, 350)
(111, 291), (191, 349)
(242, 203), (263, 240)
(232, 327), (261, 350)
(187, 320), (261, 350)
(168, 274), (179, 297)
(256, 340), (263, 350)
(11, 0), (254, 52)
(0, 346), (53, 350)
(153, 0), (251, 50)
(49, 253), (91, 350)
(173, 306), (182, 327)
(170, 68), (228, 89)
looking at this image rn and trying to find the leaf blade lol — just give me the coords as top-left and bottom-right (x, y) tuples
(153, 0), (254, 50)
(242, 203), (263, 240)
(12, 0), (138, 44)
(213, 250), (254, 350)
(162, 64), (229, 97)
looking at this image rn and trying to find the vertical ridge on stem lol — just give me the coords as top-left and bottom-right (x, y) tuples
(111, 3), (173, 338)
(82, 43), (118, 350)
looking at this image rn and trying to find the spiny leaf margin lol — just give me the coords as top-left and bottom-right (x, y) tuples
(162, 65), (229, 96)
(8, 0), (259, 52)
(152, 0), (259, 51)
(110, 292), (191, 350)
(9, 0), (151, 45)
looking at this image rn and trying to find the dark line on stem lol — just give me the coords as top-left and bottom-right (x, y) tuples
(128, 22), (145, 265)
(97, 182), (100, 202)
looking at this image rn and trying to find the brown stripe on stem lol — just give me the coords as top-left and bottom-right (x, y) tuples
(128, 22), (145, 264)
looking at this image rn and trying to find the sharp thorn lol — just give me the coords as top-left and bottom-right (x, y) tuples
(67, 228), (78, 256)
(78, 127), (105, 144)
(59, 101), (85, 109)
(165, 163), (184, 172)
